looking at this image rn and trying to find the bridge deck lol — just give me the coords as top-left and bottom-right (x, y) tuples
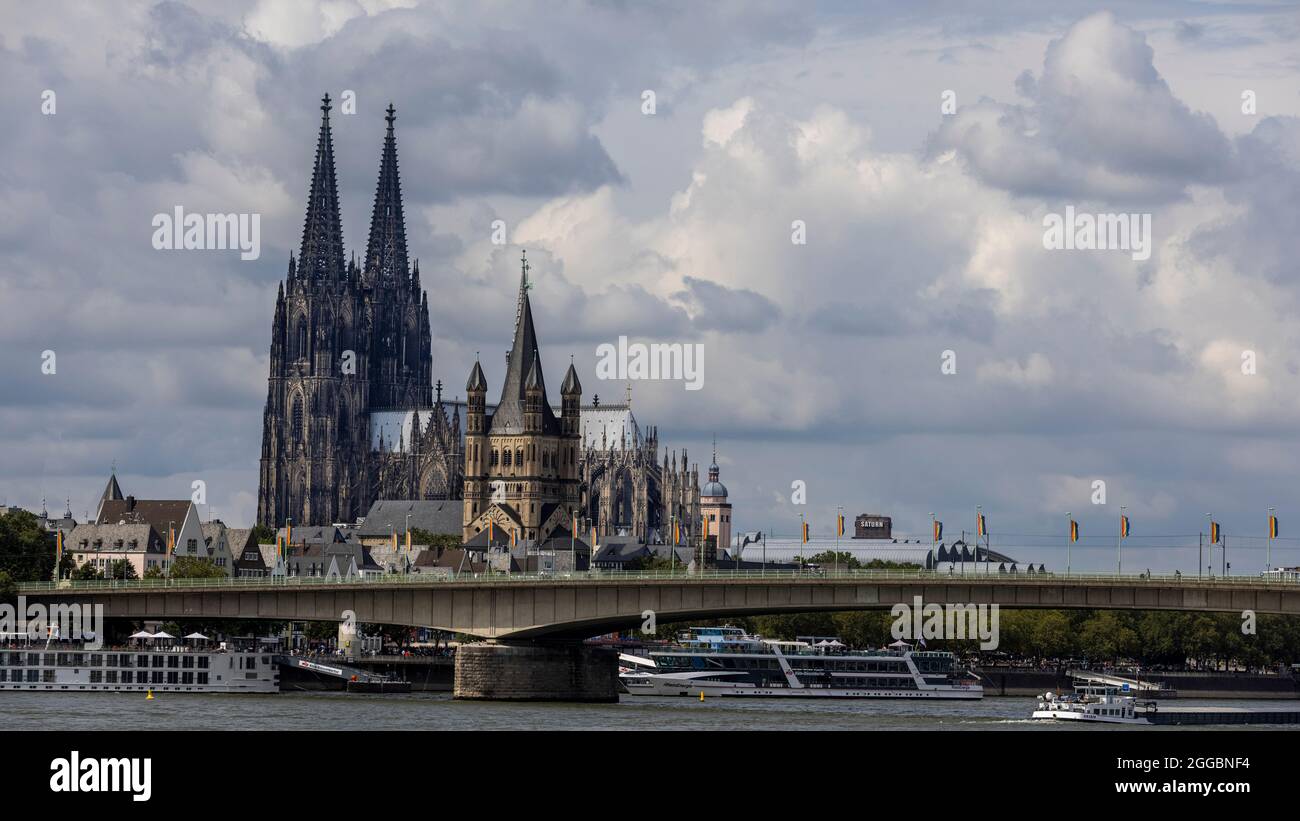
(19, 570), (1300, 640)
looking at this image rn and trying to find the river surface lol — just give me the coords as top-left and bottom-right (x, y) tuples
(2, 693), (1297, 730)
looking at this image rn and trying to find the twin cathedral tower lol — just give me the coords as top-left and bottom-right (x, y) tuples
(257, 96), (708, 549)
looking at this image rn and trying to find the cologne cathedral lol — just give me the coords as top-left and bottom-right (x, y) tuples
(258, 96), (701, 548)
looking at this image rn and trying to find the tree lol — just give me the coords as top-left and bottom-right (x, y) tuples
(304, 621), (338, 643)
(168, 556), (228, 579)
(807, 551), (861, 570)
(409, 529), (461, 551)
(0, 570), (15, 605)
(1078, 611), (1138, 662)
(250, 524), (276, 545)
(1031, 611), (1074, 659)
(0, 510), (56, 582)
(74, 563), (103, 580)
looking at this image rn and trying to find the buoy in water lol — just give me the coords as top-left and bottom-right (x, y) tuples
(146, 690), (154, 700)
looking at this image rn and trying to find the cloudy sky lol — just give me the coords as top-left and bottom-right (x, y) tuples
(3, 1), (1300, 571)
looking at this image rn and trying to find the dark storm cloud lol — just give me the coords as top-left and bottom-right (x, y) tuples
(672, 276), (780, 333)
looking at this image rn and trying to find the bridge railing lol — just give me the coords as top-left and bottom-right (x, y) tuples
(13, 567), (1300, 593)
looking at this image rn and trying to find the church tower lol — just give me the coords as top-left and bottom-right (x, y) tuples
(362, 104), (432, 410)
(461, 252), (582, 543)
(258, 94), (369, 528)
(258, 98), (441, 528)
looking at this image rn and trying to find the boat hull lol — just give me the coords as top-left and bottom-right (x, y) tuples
(1030, 709), (1150, 725)
(623, 674), (983, 699)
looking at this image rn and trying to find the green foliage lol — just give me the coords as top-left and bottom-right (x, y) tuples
(250, 524), (276, 544)
(0, 570), (15, 605)
(167, 556), (228, 579)
(409, 529), (461, 551)
(806, 551), (861, 569)
(0, 510), (55, 582)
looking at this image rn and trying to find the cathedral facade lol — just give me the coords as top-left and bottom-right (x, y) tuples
(257, 97), (460, 528)
(258, 96), (701, 548)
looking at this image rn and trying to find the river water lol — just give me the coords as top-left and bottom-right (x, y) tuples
(2, 693), (1296, 730)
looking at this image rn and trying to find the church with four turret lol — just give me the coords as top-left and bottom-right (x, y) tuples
(257, 96), (707, 555)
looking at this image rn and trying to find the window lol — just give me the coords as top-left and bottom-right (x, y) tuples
(503, 450), (511, 467)
(291, 395), (304, 441)
(187, 539), (197, 549)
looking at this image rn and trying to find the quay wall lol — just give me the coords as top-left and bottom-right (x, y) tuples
(975, 668), (1300, 698)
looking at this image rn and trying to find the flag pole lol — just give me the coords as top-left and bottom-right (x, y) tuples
(1268, 507), (1275, 572)
(1065, 512), (1071, 576)
(1118, 505), (1125, 575)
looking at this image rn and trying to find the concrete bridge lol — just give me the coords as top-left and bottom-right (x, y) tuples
(21, 570), (1298, 701)
(19, 570), (1300, 641)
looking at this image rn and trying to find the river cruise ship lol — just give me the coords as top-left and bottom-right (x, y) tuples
(0, 641), (279, 694)
(619, 626), (983, 699)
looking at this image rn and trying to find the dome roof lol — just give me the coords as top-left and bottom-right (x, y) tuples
(701, 479), (728, 498)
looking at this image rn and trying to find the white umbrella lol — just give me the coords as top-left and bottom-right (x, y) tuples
(183, 632), (210, 641)
(151, 631), (175, 640)
(129, 630), (154, 639)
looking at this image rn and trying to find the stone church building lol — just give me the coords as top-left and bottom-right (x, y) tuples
(257, 96), (702, 549)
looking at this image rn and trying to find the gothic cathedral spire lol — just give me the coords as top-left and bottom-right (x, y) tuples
(298, 94), (345, 282)
(364, 103), (409, 286)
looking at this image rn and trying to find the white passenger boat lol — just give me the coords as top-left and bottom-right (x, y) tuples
(0, 641), (279, 694)
(1031, 685), (1152, 724)
(619, 626), (983, 699)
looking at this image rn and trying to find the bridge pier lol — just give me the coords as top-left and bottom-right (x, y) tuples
(453, 642), (618, 702)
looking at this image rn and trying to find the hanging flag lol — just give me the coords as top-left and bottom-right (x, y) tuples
(511, 528), (517, 547)
(405, 528), (411, 554)
(591, 525), (597, 549)
(837, 514), (845, 537)
(55, 529), (63, 578)
(674, 520), (680, 545)
(1269, 514), (1279, 539)
(1069, 520), (1079, 543)
(932, 520), (943, 542)
(977, 513), (987, 538)
(1210, 520), (1220, 544)
(276, 534), (283, 561)
(802, 521), (810, 544)
(286, 521), (292, 551)
(703, 515), (710, 540)
(1120, 515), (1130, 539)
(488, 519), (494, 543)
(391, 530), (398, 550)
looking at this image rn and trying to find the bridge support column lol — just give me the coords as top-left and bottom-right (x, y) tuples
(453, 642), (618, 702)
